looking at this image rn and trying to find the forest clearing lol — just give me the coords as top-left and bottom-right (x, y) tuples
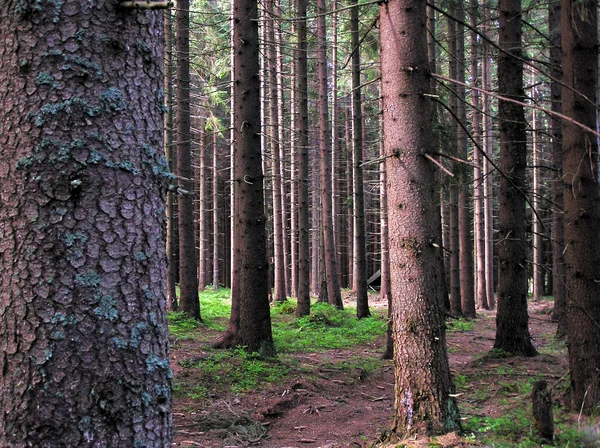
(169, 290), (599, 447)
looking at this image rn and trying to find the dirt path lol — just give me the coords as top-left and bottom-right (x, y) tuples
(170, 299), (585, 447)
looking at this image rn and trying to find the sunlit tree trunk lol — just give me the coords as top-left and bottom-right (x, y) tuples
(380, 0), (461, 438)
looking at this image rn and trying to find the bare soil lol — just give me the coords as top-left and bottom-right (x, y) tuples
(169, 296), (597, 447)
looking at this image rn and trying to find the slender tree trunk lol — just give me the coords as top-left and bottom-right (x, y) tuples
(331, 0), (341, 289)
(350, 0), (370, 318)
(455, 0), (475, 318)
(0, 4), (172, 444)
(165, 10), (178, 310)
(561, 0), (600, 414)
(295, 0), (311, 316)
(311, 140), (321, 296)
(380, 0), (461, 438)
(212, 132), (220, 290)
(531, 91), (543, 302)
(482, 0), (495, 309)
(266, 0), (286, 303)
(346, 112), (354, 290)
(470, 0), (488, 310)
(198, 131), (209, 291)
(317, 0), (343, 309)
(177, 0), (201, 320)
(548, 0), (565, 334)
(493, 0), (536, 357)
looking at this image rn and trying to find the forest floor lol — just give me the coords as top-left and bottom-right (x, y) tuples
(169, 292), (600, 447)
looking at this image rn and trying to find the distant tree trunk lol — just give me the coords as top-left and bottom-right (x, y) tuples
(455, 0), (475, 319)
(331, 0), (341, 289)
(177, 0), (200, 320)
(317, 0), (343, 309)
(470, 0), (488, 310)
(350, 0), (370, 319)
(380, 0), (461, 438)
(0, 3), (172, 444)
(548, 0), (565, 334)
(447, 5), (461, 317)
(198, 131), (210, 291)
(295, 0), (311, 317)
(482, 0), (495, 309)
(346, 112), (355, 289)
(311, 143), (321, 296)
(561, 0), (600, 414)
(212, 132), (220, 290)
(493, 0), (536, 357)
(266, 0), (286, 303)
(531, 94), (543, 302)
(165, 10), (178, 311)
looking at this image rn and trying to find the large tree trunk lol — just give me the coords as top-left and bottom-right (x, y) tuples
(295, 0), (311, 317)
(350, 0), (370, 319)
(380, 0), (461, 438)
(177, 0), (201, 320)
(0, 3), (172, 445)
(493, 0), (537, 357)
(317, 0), (343, 309)
(561, 0), (600, 414)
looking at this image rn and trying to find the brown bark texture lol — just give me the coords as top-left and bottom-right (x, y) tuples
(0, 2), (172, 446)
(380, 0), (460, 437)
(561, 0), (600, 414)
(231, 0), (275, 355)
(493, 0), (537, 357)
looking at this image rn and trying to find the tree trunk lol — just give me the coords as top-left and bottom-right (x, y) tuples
(295, 0), (311, 317)
(380, 0), (461, 437)
(212, 132), (220, 290)
(548, 0), (565, 334)
(531, 93), (543, 302)
(482, 0), (495, 309)
(350, 0), (370, 319)
(198, 131), (210, 291)
(230, 0), (274, 355)
(493, 0), (536, 357)
(470, 0), (488, 310)
(317, 0), (343, 309)
(177, 0), (201, 320)
(0, 3), (172, 445)
(561, 0), (600, 414)
(165, 9), (178, 311)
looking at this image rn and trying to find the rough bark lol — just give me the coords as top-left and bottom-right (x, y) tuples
(561, 0), (600, 414)
(380, 0), (461, 438)
(0, 3), (172, 445)
(493, 0), (537, 357)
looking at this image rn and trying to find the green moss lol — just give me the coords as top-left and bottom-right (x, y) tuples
(35, 72), (58, 88)
(101, 88), (126, 112)
(145, 354), (170, 373)
(94, 295), (118, 321)
(75, 272), (100, 288)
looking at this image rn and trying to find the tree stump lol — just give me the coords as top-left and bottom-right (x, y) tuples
(532, 380), (554, 442)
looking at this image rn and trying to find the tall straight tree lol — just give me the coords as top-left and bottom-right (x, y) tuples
(493, 0), (537, 356)
(561, 0), (600, 414)
(350, 0), (370, 319)
(0, 1), (172, 445)
(177, 0), (201, 320)
(295, 0), (311, 317)
(229, 0), (275, 354)
(380, 0), (461, 437)
(317, 0), (343, 309)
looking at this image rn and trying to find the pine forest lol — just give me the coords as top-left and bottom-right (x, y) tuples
(0, 0), (599, 446)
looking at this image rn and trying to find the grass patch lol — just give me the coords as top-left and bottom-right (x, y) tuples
(272, 302), (387, 353)
(446, 318), (475, 332)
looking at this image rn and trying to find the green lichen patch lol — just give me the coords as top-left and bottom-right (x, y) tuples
(64, 231), (88, 248)
(35, 72), (59, 88)
(94, 295), (118, 321)
(100, 88), (126, 112)
(75, 271), (100, 288)
(29, 98), (100, 127)
(145, 354), (170, 374)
